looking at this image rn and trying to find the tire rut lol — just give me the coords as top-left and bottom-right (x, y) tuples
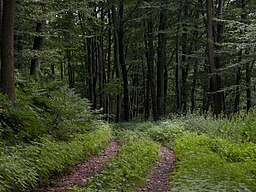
(32, 141), (119, 192)
(138, 146), (176, 192)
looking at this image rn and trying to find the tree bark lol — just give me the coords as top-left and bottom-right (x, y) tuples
(30, 21), (45, 78)
(246, 62), (252, 112)
(157, 0), (168, 118)
(180, 1), (189, 114)
(234, 64), (241, 113)
(118, 0), (130, 121)
(1, 0), (15, 104)
(191, 64), (198, 113)
(112, 5), (121, 122)
(206, 0), (222, 115)
(0, 0), (3, 73)
(145, 10), (157, 121)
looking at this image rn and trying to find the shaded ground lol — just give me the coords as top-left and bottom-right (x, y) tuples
(138, 146), (176, 192)
(29, 142), (176, 192)
(32, 141), (119, 192)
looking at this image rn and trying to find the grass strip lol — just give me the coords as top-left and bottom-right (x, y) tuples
(0, 127), (111, 192)
(74, 132), (160, 192)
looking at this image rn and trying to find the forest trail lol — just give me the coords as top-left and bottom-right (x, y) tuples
(138, 147), (176, 192)
(43, 141), (119, 192)
(32, 142), (176, 192)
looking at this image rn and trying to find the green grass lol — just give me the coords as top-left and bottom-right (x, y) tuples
(0, 127), (111, 192)
(170, 133), (256, 192)
(74, 132), (160, 192)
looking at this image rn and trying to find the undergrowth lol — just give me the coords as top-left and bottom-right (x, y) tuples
(0, 76), (100, 144)
(170, 133), (256, 192)
(74, 132), (159, 192)
(0, 126), (111, 192)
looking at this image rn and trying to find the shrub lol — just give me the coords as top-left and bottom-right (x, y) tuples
(0, 76), (98, 143)
(170, 133), (256, 192)
(0, 127), (111, 192)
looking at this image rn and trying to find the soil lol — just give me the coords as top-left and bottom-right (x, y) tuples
(32, 141), (119, 192)
(29, 142), (176, 192)
(138, 146), (176, 192)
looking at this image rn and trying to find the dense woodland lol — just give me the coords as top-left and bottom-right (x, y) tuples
(0, 0), (255, 121)
(0, 0), (256, 191)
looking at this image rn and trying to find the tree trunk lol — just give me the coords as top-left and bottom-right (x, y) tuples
(175, 0), (182, 113)
(0, 0), (3, 73)
(206, 0), (222, 115)
(246, 62), (252, 112)
(234, 64), (241, 113)
(30, 21), (45, 78)
(118, 0), (130, 121)
(180, 1), (189, 114)
(175, 40), (180, 112)
(106, 7), (112, 121)
(191, 64), (198, 113)
(112, 5), (121, 122)
(234, 0), (246, 113)
(1, 0), (15, 104)
(157, 0), (168, 119)
(145, 10), (157, 121)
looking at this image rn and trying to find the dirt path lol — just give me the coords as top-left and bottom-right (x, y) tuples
(35, 141), (119, 192)
(138, 146), (176, 192)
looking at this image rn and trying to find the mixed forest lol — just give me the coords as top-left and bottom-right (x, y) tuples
(0, 0), (256, 191)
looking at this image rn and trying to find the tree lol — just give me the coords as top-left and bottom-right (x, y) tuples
(206, 0), (223, 115)
(118, 0), (130, 121)
(0, 0), (2, 68)
(1, 0), (15, 104)
(144, 5), (157, 120)
(157, 0), (168, 119)
(30, 21), (45, 78)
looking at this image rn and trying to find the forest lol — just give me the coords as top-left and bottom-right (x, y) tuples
(0, 0), (256, 191)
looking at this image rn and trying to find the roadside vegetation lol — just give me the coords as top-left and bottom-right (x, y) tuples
(1, 77), (256, 192)
(111, 112), (256, 192)
(74, 132), (159, 192)
(0, 78), (110, 191)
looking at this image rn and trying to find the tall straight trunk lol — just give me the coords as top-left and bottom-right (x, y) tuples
(181, 48), (189, 113)
(112, 5), (121, 122)
(87, 38), (93, 102)
(0, 0), (3, 72)
(1, 0), (15, 104)
(60, 62), (64, 80)
(98, 6), (105, 110)
(240, 0), (252, 112)
(246, 62), (252, 112)
(180, 1), (189, 114)
(206, 0), (222, 115)
(215, 0), (225, 112)
(97, 38), (103, 108)
(157, 1), (168, 118)
(234, 0), (245, 113)
(92, 38), (97, 109)
(234, 63), (241, 113)
(106, 7), (112, 121)
(191, 64), (198, 112)
(118, 0), (130, 121)
(144, 50), (150, 120)
(67, 50), (74, 88)
(30, 21), (45, 78)
(175, 40), (180, 112)
(191, 29), (199, 113)
(175, 0), (182, 112)
(145, 10), (157, 121)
